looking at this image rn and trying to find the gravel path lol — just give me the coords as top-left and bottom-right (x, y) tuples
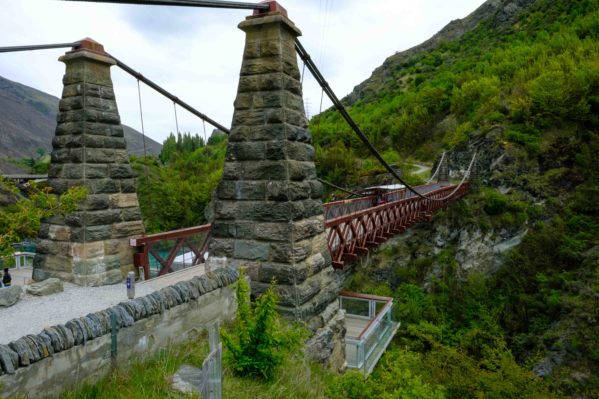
(0, 282), (156, 345)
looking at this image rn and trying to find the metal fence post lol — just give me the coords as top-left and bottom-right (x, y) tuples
(202, 323), (222, 399)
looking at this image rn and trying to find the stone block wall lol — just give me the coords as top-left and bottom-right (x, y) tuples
(0, 267), (239, 398)
(34, 39), (145, 286)
(209, 13), (338, 329)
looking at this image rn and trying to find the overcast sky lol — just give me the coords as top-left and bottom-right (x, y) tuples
(0, 0), (484, 144)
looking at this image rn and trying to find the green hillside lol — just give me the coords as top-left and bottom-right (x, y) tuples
(310, 0), (599, 397)
(312, 0), (598, 187)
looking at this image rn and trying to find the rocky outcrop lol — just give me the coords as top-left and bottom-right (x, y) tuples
(26, 278), (64, 296)
(305, 301), (346, 370)
(0, 184), (19, 207)
(356, 211), (528, 290)
(171, 364), (203, 395)
(0, 286), (22, 308)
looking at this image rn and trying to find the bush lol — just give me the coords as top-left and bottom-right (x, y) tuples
(221, 271), (303, 380)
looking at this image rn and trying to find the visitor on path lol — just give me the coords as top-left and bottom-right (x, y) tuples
(2, 268), (11, 287)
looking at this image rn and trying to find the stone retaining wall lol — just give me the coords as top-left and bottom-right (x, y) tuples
(0, 267), (239, 398)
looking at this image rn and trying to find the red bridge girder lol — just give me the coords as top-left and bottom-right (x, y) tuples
(324, 183), (470, 270)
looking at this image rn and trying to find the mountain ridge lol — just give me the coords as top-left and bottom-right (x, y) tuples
(344, 0), (534, 105)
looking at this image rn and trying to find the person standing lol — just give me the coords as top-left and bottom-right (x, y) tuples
(2, 268), (11, 287)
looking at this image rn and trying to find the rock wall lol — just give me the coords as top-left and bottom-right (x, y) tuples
(0, 267), (239, 398)
(34, 38), (144, 286)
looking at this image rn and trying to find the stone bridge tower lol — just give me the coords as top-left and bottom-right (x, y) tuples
(34, 39), (145, 286)
(209, 3), (344, 366)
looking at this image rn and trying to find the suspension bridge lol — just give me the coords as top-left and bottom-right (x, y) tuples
(0, 0), (478, 377)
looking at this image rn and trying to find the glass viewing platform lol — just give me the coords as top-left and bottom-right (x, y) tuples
(339, 291), (399, 375)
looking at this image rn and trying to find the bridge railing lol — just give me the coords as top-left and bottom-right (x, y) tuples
(340, 291), (398, 374)
(323, 196), (377, 220)
(323, 187), (410, 220)
(325, 183), (470, 269)
(129, 182), (469, 279)
(130, 224), (211, 280)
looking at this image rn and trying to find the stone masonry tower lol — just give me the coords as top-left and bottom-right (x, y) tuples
(209, 3), (343, 344)
(34, 39), (145, 286)
(437, 153), (449, 184)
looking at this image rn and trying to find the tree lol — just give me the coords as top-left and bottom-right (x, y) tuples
(0, 178), (86, 261)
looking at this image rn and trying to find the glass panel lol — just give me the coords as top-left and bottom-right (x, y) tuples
(340, 297), (371, 318)
(375, 301), (387, 314)
(345, 342), (359, 368)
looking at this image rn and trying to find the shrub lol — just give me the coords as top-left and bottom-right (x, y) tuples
(0, 179), (86, 259)
(221, 271), (303, 380)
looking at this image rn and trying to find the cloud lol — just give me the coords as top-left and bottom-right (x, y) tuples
(0, 0), (484, 144)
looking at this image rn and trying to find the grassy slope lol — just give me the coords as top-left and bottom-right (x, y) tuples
(56, 342), (333, 399)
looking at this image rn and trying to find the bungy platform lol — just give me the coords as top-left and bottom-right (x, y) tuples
(339, 291), (399, 375)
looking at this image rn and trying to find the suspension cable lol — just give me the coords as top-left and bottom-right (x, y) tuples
(426, 151), (446, 184)
(295, 38), (474, 202)
(316, 88), (324, 136)
(316, 177), (363, 197)
(0, 42), (80, 53)
(136, 79), (149, 176)
(434, 152), (477, 200)
(300, 61), (306, 87)
(60, 0), (270, 10)
(173, 102), (180, 134)
(202, 120), (208, 144)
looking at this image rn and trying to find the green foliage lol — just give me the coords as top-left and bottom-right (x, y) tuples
(159, 132), (205, 164)
(19, 148), (51, 174)
(0, 179), (86, 259)
(133, 137), (226, 233)
(221, 272), (304, 380)
(327, 365), (445, 399)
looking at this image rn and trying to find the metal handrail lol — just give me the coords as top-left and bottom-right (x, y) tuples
(130, 224), (211, 246)
(130, 224), (212, 279)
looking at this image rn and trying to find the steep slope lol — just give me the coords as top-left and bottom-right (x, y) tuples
(311, 0), (599, 397)
(345, 0), (535, 105)
(0, 75), (162, 160)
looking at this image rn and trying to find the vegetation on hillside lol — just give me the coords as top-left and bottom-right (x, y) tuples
(319, 1), (599, 397)
(132, 132), (226, 233)
(312, 0), (598, 188)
